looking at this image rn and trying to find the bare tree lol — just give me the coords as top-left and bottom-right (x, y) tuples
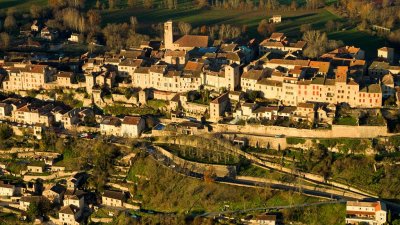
(128, 0), (136, 7)
(0, 33), (10, 50)
(302, 30), (327, 58)
(178, 21), (192, 35)
(300, 23), (312, 33)
(326, 20), (335, 32)
(130, 16), (138, 31)
(87, 10), (101, 32)
(30, 5), (42, 19)
(257, 19), (275, 37)
(4, 10), (16, 31)
(144, 0), (154, 8)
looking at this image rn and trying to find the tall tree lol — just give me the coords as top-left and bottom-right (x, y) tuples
(257, 19), (275, 37)
(144, 0), (154, 8)
(178, 21), (192, 35)
(128, 0), (136, 7)
(0, 33), (10, 50)
(4, 10), (16, 31)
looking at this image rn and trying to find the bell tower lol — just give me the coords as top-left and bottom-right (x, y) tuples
(164, 20), (173, 50)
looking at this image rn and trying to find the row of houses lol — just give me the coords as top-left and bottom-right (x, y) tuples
(0, 170), (135, 225)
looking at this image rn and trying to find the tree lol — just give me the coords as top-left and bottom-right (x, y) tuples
(4, 11), (16, 31)
(96, 0), (102, 9)
(300, 23), (312, 33)
(128, 0), (136, 7)
(30, 5), (42, 19)
(204, 166), (216, 183)
(126, 31), (149, 48)
(326, 20), (335, 32)
(0, 33), (10, 50)
(178, 21), (192, 35)
(257, 19), (275, 37)
(130, 16), (138, 32)
(0, 124), (13, 140)
(109, 0), (119, 9)
(302, 30), (329, 58)
(87, 10), (101, 31)
(144, 0), (154, 8)
(196, 0), (209, 8)
(290, 0), (297, 10)
(27, 202), (39, 221)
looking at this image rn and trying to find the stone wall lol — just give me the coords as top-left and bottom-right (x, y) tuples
(222, 133), (287, 150)
(154, 146), (236, 178)
(213, 124), (389, 138)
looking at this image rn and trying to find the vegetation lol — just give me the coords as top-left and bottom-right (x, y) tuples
(282, 203), (345, 224)
(157, 143), (241, 165)
(104, 103), (160, 116)
(127, 155), (319, 213)
(286, 137), (306, 145)
(334, 116), (358, 126)
(39, 132), (121, 191)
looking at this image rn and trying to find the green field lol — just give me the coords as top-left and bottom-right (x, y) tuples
(0, 0), (47, 11)
(0, 0), (390, 57)
(328, 29), (389, 58)
(127, 155), (320, 213)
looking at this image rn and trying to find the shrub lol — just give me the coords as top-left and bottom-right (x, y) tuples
(286, 137), (306, 145)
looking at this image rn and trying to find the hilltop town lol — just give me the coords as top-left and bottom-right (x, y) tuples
(0, 0), (400, 223)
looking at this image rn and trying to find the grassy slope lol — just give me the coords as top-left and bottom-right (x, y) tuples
(0, 0), (47, 11)
(101, 6), (386, 55)
(2, 0), (387, 56)
(127, 155), (320, 213)
(328, 28), (389, 58)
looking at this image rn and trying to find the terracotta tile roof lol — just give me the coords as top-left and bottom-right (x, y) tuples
(20, 65), (47, 73)
(211, 92), (229, 104)
(149, 65), (167, 74)
(119, 59), (143, 67)
(297, 79), (311, 85)
(174, 35), (209, 48)
(184, 61), (204, 71)
(220, 44), (237, 52)
(59, 205), (79, 215)
(164, 50), (187, 57)
(347, 201), (378, 207)
(242, 69), (264, 80)
(270, 32), (285, 40)
(101, 116), (121, 126)
(309, 61), (330, 74)
(268, 59), (309, 67)
(364, 84), (381, 93)
(122, 116), (141, 125)
(165, 70), (182, 77)
(103, 190), (126, 201)
(134, 67), (150, 74)
(297, 102), (314, 108)
(257, 78), (282, 87)
(335, 66), (348, 83)
(293, 41), (307, 48)
(382, 73), (394, 85)
(259, 40), (285, 47)
(347, 79), (359, 85)
(0, 181), (14, 189)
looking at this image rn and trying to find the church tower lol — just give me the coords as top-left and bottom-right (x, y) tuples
(164, 20), (173, 50)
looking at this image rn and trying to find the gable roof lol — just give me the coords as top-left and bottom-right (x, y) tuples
(242, 69), (264, 80)
(59, 204), (79, 215)
(122, 116), (142, 125)
(103, 190), (126, 201)
(174, 35), (209, 48)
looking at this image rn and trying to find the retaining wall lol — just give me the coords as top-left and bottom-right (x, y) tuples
(154, 146), (236, 178)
